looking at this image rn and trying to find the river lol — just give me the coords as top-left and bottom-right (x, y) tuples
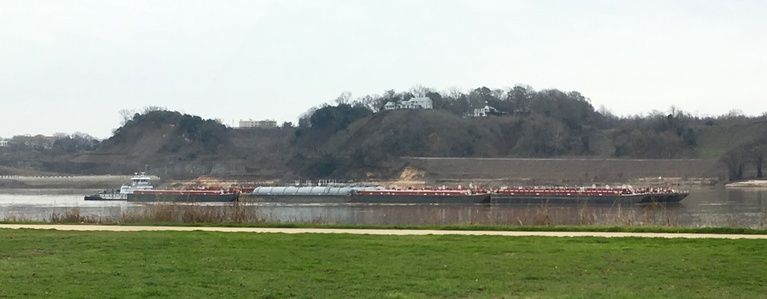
(1, 186), (765, 228)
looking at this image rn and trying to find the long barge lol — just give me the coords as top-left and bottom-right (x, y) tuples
(249, 185), (490, 204)
(351, 189), (491, 204)
(490, 186), (689, 205)
(250, 184), (687, 205)
(127, 189), (240, 203)
(87, 175), (688, 205)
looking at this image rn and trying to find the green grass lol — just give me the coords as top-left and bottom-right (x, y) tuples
(1, 229), (767, 298)
(694, 122), (765, 158)
(113, 222), (767, 235)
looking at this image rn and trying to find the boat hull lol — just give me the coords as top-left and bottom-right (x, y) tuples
(84, 193), (127, 201)
(243, 191), (687, 205)
(242, 194), (491, 204)
(491, 192), (689, 205)
(127, 193), (238, 203)
(351, 193), (491, 204)
(635, 192), (688, 204)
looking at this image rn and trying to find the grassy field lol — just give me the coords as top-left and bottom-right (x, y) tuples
(2, 229), (766, 298)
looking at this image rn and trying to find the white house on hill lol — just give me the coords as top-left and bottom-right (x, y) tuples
(383, 97), (433, 110)
(239, 119), (277, 128)
(473, 105), (497, 117)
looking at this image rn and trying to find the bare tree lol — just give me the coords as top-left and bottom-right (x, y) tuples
(353, 94), (382, 112)
(142, 106), (165, 114)
(334, 92), (352, 105)
(750, 144), (765, 178)
(298, 106), (319, 128)
(409, 85), (434, 97)
(721, 149), (747, 181)
(119, 109), (136, 125)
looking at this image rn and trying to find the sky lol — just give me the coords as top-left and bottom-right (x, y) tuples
(1, 0), (766, 139)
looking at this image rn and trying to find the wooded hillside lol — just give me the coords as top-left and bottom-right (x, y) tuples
(1, 86), (765, 181)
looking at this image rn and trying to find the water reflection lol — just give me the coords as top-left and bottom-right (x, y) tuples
(1, 186), (765, 228)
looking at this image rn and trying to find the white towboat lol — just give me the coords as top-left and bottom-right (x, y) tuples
(84, 172), (154, 201)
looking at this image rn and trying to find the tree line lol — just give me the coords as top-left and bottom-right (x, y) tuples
(290, 85), (766, 179)
(3, 86), (765, 181)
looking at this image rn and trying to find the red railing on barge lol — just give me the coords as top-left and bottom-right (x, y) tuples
(133, 187), (255, 195)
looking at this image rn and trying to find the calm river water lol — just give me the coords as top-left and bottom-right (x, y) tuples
(1, 186), (765, 228)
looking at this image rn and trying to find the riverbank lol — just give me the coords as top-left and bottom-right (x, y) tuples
(726, 179), (767, 188)
(1, 228), (765, 298)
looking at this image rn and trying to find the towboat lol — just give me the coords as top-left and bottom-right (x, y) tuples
(84, 172), (153, 201)
(85, 173), (250, 202)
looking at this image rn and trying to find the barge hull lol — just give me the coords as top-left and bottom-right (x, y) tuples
(351, 194), (491, 204)
(636, 193), (688, 204)
(242, 194), (491, 204)
(127, 193), (238, 203)
(84, 194), (127, 201)
(242, 195), (352, 203)
(491, 193), (688, 205)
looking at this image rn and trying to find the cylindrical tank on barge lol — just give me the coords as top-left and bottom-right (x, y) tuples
(248, 185), (383, 203)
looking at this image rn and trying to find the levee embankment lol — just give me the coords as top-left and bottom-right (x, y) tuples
(402, 157), (724, 186)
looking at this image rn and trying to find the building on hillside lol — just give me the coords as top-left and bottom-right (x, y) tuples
(239, 119), (278, 128)
(473, 105), (498, 117)
(0, 139), (8, 147)
(11, 135), (58, 149)
(383, 97), (433, 110)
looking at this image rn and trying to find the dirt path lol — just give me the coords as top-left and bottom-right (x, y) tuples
(2, 224), (766, 239)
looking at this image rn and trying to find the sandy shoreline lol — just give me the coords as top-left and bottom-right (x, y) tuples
(725, 180), (767, 187)
(2, 224), (766, 239)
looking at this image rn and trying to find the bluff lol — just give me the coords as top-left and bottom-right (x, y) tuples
(3, 108), (765, 183)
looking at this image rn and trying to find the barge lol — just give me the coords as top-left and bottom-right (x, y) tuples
(250, 184), (491, 204)
(351, 189), (491, 204)
(126, 189), (241, 203)
(248, 184), (379, 203)
(490, 186), (689, 205)
(250, 183), (686, 205)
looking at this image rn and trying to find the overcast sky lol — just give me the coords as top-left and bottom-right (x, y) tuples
(1, 0), (765, 139)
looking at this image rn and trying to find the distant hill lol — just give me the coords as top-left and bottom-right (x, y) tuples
(2, 101), (766, 182)
(72, 110), (297, 179)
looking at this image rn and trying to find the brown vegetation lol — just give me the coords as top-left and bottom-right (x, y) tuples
(40, 202), (682, 227)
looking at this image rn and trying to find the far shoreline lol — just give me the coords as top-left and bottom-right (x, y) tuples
(725, 179), (767, 188)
